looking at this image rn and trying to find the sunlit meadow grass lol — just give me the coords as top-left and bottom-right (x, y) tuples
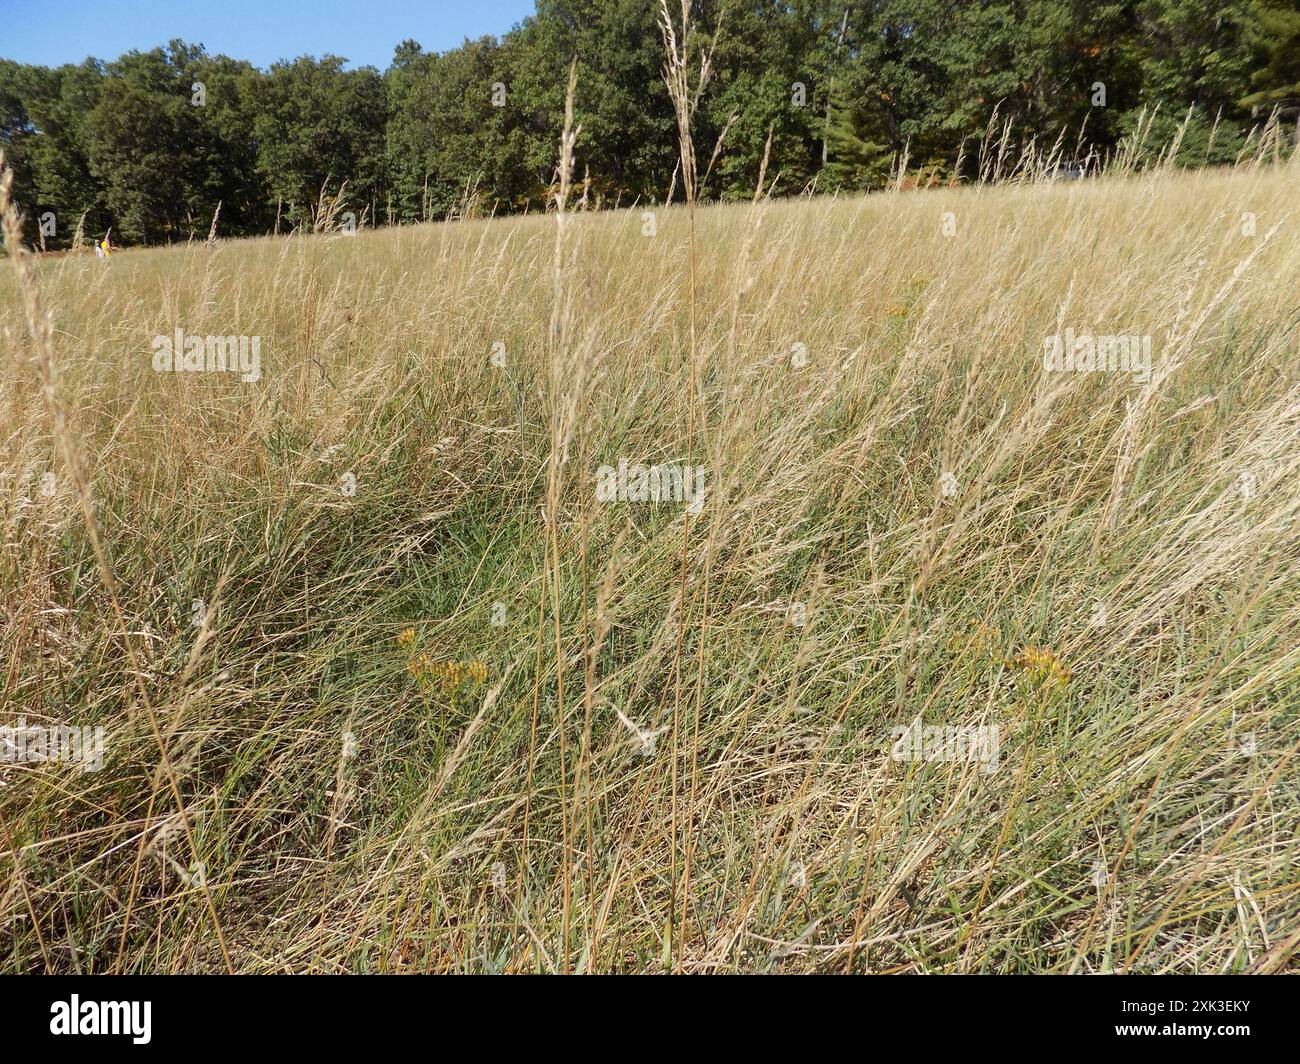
(2, 154), (1298, 972)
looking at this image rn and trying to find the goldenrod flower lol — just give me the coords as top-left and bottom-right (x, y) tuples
(1007, 645), (1071, 688)
(405, 654), (487, 695)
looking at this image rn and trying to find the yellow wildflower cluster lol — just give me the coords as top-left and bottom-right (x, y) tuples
(395, 631), (486, 695)
(406, 653), (488, 694)
(1006, 645), (1071, 689)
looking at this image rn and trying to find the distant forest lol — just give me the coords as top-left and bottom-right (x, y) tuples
(2, 1), (1298, 246)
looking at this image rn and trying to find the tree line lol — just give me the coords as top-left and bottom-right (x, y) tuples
(2, 0), (1297, 248)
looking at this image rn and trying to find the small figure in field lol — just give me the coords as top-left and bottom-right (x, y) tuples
(95, 230), (113, 258)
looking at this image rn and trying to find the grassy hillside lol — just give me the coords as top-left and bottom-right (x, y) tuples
(2, 155), (1298, 973)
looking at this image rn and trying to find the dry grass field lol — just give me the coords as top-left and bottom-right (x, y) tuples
(2, 142), (1298, 972)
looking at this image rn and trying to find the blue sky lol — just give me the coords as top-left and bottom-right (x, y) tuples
(0, 0), (538, 69)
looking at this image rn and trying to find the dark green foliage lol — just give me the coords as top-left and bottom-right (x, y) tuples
(1241, 1), (1300, 114)
(0, 1), (1291, 247)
